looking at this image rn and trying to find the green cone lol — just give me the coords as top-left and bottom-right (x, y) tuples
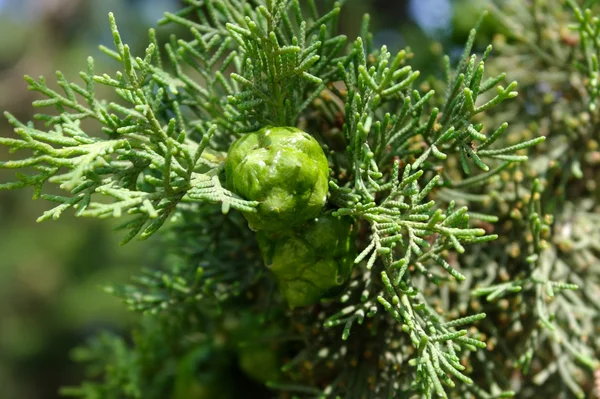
(257, 214), (357, 308)
(225, 126), (329, 231)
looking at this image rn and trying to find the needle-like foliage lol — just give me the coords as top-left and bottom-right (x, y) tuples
(2, 0), (599, 398)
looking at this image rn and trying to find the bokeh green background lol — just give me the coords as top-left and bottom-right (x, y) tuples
(0, 0), (486, 398)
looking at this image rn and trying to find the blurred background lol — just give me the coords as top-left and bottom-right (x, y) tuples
(0, 0), (487, 398)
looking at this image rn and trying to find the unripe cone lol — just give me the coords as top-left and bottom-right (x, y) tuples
(257, 214), (356, 308)
(225, 126), (329, 231)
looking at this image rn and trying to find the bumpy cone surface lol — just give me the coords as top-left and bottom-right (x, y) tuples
(225, 126), (329, 231)
(257, 214), (356, 308)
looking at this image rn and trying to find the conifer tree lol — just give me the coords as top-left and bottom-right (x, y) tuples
(1, 0), (599, 398)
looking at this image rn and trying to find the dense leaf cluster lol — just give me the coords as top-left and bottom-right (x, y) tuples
(1, 0), (599, 398)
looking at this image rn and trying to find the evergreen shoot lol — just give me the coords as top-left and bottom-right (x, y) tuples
(1, 0), (599, 398)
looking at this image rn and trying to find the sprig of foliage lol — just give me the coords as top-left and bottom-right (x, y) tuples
(106, 205), (263, 314)
(314, 16), (546, 396)
(465, 178), (599, 398)
(442, 1), (600, 396)
(0, 2), (532, 397)
(565, 0), (600, 111)
(157, 0), (350, 136)
(4, 0), (600, 398)
(0, 14), (257, 243)
(60, 314), (240, 399)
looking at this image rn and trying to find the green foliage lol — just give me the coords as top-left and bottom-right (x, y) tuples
(0, 15), (258, 244)
(2, 0), (600, 398)
(107, 205), (263, 313)
(60, 310), (273, 399)
(60, 318), (188, 399)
